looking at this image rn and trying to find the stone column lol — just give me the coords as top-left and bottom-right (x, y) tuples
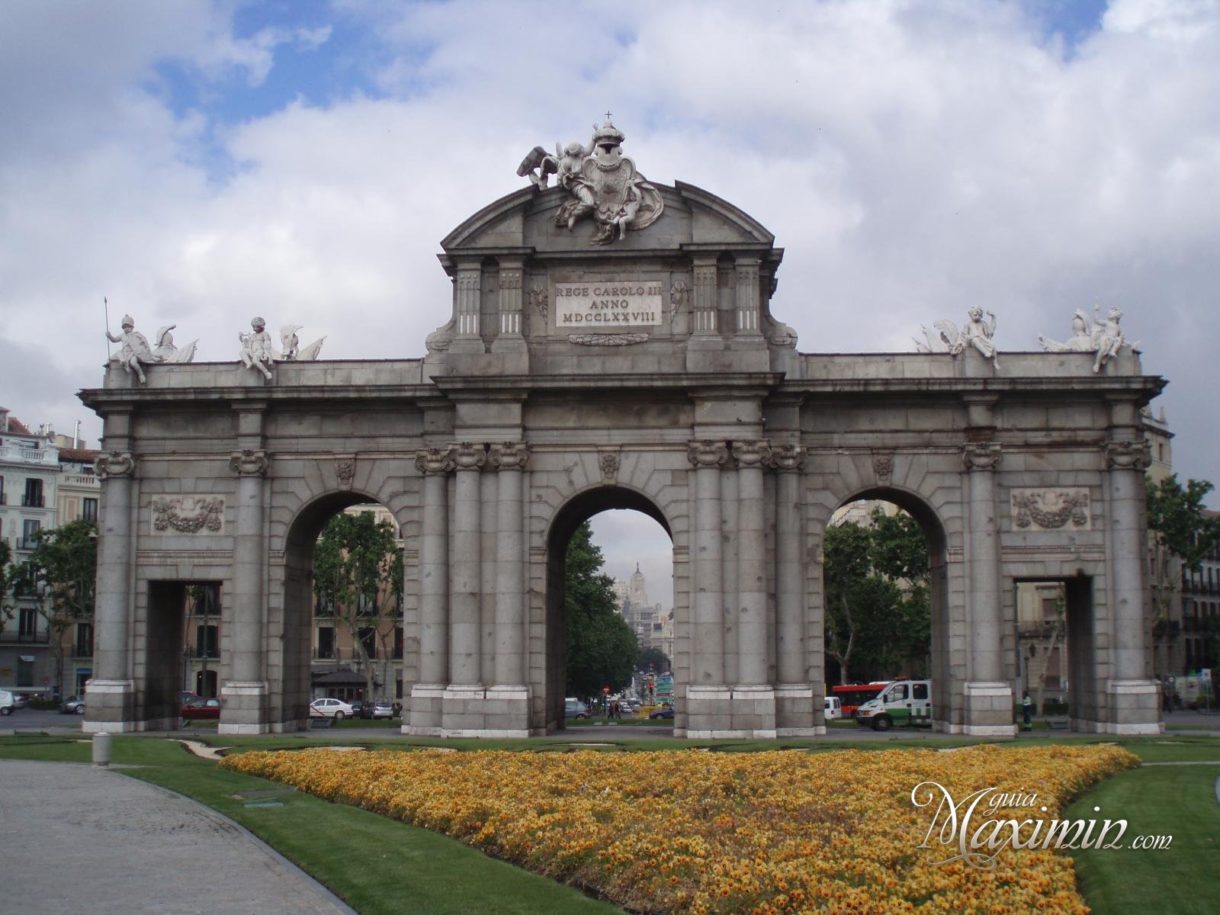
(221, 446), (270, 734)
(961, 440), (1013, 735)
(410, 447), (453, 735)
(451, 260), (485, 354)
(772, 445), (805, 684)
(1104, 429), (1160, 733)
(732, 440), (770, 685)
(491, 443), (528, 686)
(686, 441), (729, 737)
(449, 443), (485, 686)
(86, 448), (137, 733)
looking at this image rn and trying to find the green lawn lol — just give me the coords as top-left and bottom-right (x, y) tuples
(3, 732), (1217, 914)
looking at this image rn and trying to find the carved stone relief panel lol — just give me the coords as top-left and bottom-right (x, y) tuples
(1010, 488), (1091, 531)
(151, 496), (225, 534)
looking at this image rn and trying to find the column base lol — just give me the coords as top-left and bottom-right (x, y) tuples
(407, 684), (446, 736)
(219, 681), (269, 735)
(686, 685), (777, 738)
(962, 681), (1017, 737)
(775, 684), (816, 732)
(440, 684), (531, 737)
(82, 679), (136, 732)
(1100, 679), (1164, 734)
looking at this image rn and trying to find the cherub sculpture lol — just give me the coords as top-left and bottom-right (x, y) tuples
(106, 314), (157, 384)
(1090, 305), (1129, 373)
(238, 316), (275, 380)
(915, 307), (1000, 368)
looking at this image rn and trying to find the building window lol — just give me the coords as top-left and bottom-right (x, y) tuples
(82, 498), (98, 523)
(75, 622), (94, 657)
(394, 626), (404, 660)
(317, 626), (335, 659)
(21, 519), (41, 550)
(195, 624), (219, 659)
(17, 656), (34, 687)
(358, 592), (378, 616)
(0, 475), (5, 505)
(315, 597), (336, 617)
(23, 478), (44, 508)
(19, 607), (39, 639)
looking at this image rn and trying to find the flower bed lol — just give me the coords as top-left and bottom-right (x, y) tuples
(221, 743), (1137, 914)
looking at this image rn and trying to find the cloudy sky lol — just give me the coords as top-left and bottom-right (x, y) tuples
(3, 0), (1218, 604)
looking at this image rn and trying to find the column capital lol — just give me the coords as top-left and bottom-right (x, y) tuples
(94, 450), (136, 480)
(731, 439), (771, 468)
(767, 443), (804, 473)
(1104, 440), (1151, 471)
(488, 441), (529, 470)
(453, 441), (487, 471)
(229, 449), (269, 476)
(415, 446), (455, 475)
(687, 440), (729, 469)
(961, 442), (1002, 472)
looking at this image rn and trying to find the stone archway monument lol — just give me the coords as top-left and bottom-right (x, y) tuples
(81, 119), (1164, 738)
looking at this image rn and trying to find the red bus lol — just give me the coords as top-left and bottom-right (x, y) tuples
(830, 682), (889, 718)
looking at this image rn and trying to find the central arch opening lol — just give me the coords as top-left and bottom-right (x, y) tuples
(545, 486), (674, 731)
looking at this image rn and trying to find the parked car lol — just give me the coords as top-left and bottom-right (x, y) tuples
(564, 697), (590, 719)
(371, 699), (395, 720)
(181, 697), (221, 720)
(61, 695), (87, 715)
(180, 691), (197, 705)
(648, 705), (674, 720)
(0, 689), (15, 716)
(310, 697), (354, 719)
(12, 692), (29, 708)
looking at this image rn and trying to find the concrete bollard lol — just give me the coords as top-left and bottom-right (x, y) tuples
(92, 731), (112, 767)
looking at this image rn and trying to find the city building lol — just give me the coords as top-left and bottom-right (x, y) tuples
(614, 564), (674, 663)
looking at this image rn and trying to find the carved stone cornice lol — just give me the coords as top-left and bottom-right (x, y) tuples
(961, 442), (1003, 472)
(94, 450), (136, 480)
(767, 444), (804, 473)
(229, 449), (269, 477)
(414, 447), (455, 476)
(731, 439), (771, 469)
(488, 442), (529, 471)
(452, 442), (487, 472)
(1104, 440), (1151, 471)
(687, 440), (729, 469)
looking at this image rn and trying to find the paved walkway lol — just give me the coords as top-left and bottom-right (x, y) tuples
(0, 759), (355, 915)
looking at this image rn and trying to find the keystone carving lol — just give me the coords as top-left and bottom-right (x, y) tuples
(1011, 489), (1091, 531)
(94, 450), (136, 480)
(599, 450), (620, 482)
(335, 458), (356, 489)
(229, 449), (269, 476)
(872, 452), (894, 484)
(151, 496), (225, 534)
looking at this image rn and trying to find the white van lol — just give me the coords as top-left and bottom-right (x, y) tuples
(823, 696), (842, 720)
(0, 689), (15, 716)
(854, 679), (932, 730)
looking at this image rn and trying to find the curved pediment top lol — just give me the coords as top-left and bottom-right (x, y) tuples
(439, 180), (776, 260)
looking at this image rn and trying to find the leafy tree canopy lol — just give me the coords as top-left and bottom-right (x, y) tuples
(637, 645), (671, 674)
(1147, 475), (1220, 572)
(28, 519), (98, 622)
(565, 522), (638, 698)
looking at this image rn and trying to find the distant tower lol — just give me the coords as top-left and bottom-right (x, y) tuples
(628, 562), (648, 606)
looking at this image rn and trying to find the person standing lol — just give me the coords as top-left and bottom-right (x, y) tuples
(1022, 692), (1034, 730)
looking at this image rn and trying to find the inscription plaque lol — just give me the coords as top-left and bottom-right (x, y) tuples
(554, 281), (663, 328)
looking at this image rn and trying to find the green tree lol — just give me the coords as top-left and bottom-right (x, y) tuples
(637, 645), (671, 674)
(1147, 475), (1220, 670)
(564, 523), (638, 698)
(313, 510), (403, 699)
(28, 520), (98, 695)
(824, 509), (931, 684)
(0, 538), (13, 634)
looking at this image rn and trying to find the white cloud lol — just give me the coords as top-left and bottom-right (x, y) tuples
(1, 0), (1217, 500)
